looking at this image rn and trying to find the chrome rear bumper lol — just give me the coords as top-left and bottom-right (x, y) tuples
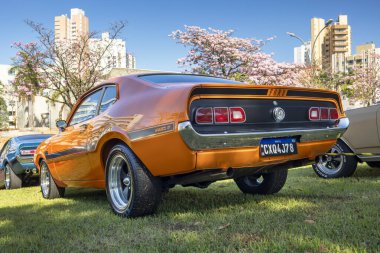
(178, 118), (349, 151)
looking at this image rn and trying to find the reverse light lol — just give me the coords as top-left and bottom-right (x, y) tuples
(195, 107), (213, 124)
(20, 149), (36, 156)
(229, 107), (246, 123)
(214, 107), (229, 123)
(309, 107), (320, 120)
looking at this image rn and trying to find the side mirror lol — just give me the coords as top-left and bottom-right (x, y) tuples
(56, 120), (67, 131)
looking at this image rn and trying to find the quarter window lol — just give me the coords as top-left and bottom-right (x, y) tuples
(99, 86), (117, 114)
(70, 90), (103, 125)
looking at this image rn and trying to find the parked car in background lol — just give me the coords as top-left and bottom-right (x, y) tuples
(313, 104), (380, 178)
(0, 134), (52, 189)
(34, 73), (348, 217)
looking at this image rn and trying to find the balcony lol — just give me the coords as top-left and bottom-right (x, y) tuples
(334, 47), (348, 53)
(333, 36), (348, 41)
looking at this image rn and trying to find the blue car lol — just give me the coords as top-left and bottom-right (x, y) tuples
(0, 134), (52, 189)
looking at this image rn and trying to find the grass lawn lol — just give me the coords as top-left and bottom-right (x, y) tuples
(0, 164), (379, 253)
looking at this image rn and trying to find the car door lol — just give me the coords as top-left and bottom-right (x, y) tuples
(344, 104), (380, 153)
(48, 88), (104, 181)
(85, 85), (118, 178)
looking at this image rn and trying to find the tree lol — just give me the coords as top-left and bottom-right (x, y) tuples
(11, 20), (127, 110)
(170, 26), (303, 86)
(0, 82), (8, 129)
(347, 53), (380, 106)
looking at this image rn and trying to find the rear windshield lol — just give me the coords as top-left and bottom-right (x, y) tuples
(138, 74), (243, 84)
(14, 134), (52, 142)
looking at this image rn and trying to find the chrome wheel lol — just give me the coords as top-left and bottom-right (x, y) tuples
(5, 165), (11, 189)
(108, 154), (133, 212)
(315, 146), (343, 176)
(244, 175), (264, 187)
(40, 162), (50, 197)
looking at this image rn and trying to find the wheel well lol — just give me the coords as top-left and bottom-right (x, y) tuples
(101, 138), (127, 170)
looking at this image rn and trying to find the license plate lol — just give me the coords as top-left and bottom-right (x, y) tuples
(260, 138), (297, 157)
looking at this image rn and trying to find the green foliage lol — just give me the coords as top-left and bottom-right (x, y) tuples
(0, 165), (379, 252)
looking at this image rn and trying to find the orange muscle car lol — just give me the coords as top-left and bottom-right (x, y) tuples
(34, 73), (349, 217)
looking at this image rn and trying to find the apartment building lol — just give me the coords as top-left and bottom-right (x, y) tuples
(294, 41), (311, 65)
(311, 15), (352, 73)
(346, 43), (380, 72)
(54, 8), (89, 42)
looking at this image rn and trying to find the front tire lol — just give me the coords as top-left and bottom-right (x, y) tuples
(4, 164), (22, 190)
(105, 144), (162, 218)
(234, 169), (288, 195)
(313, 140), (357, 178)
(40, 161), (65, 199)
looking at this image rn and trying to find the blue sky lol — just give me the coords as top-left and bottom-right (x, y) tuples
(0, 0), (379, 71)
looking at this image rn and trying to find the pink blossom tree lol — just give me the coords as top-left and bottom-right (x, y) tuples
(11, 20), (126, 110)
(170, 26), (303, 86)
(348, 53), (380, 106)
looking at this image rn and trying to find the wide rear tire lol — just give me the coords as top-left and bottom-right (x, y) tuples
(40, 161), (65, 199)
(5, 164), (22, 190)
(105, 144), (162, 218)
(234, 169), (288, 195)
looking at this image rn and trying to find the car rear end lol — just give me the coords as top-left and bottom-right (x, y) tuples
(10, 135), (53, 178)
(178, 84), (348, 171)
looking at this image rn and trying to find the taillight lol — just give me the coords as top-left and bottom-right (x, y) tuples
(309, 107), (339, 121)
(230, 107), (246, 123)
(309, 107), (320, 120)
(329, 108), (339, 120)
(195, 107), (213, 124)
(195, 107), (246, 124)
(214, 107), (229, 123)
(320, 108), (329, 120)
(20, 149), (36, 156)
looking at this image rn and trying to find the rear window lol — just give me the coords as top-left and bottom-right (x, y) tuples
(138, 74), (243, 84)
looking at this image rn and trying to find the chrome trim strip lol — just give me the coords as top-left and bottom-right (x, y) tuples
(357, 155), (380, 162)
(178, 118), (349, 151)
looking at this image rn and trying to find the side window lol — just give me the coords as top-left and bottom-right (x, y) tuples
(99, 86), (117, 114)
(70, 89), (103, 126)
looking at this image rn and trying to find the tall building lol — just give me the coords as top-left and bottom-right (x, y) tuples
(89, 32), (127, 73)
(346, 43), (380, 72)
(311, 15), (352, 73)
(54, 8), (89, 42)
(324, 15), (352, 73)
(293, 41), (311, 65)
(126, 53), (137, 69)
(311, 17), (327, 67)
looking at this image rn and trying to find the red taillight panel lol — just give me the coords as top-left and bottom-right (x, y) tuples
(214, 107), (229, 123)
(229, 107), (246, 123)
(20, 149), (36, 156)
(329, 108), (339, 120)
(195, 107), (213, 124)
(309, 107), (339, 121)
(195, 107), (247, 124)
(320, 108), (329, 120)
(309, 107), (320, 121)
